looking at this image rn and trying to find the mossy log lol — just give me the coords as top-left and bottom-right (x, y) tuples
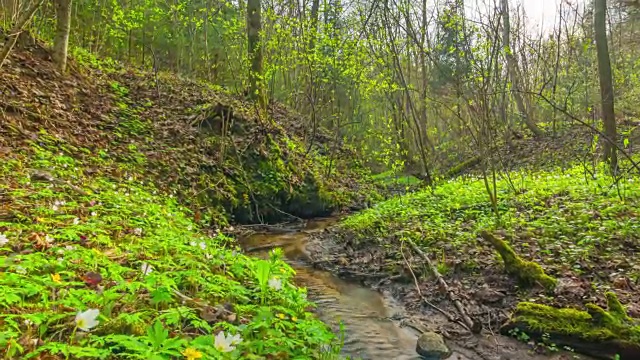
(480, 230), (556, 290)
(501, 296), (640, 359)
(445, 156), (481, 178)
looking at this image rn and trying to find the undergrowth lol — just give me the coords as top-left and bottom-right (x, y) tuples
(0, 146), (343, 359)
(343, 163), (640, 276)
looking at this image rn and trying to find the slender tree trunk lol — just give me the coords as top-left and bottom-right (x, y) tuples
(309, 0), (320, 50)
(247, 0), (265, 108)
(0, 0), (44, 70)
(501, 0), (544, 138)
(53, 0), (72, 72)
(204, 0), (210, 79)
(594, 0), (618, 172)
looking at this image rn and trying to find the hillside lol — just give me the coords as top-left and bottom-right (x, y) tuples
(1, 43), (377, 227)
(0, 43), (372, 358)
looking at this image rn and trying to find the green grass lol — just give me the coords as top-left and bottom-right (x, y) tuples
(0, 147), (343, 359)
(370, 171), (422, 187)
(343, 163), (640, 277)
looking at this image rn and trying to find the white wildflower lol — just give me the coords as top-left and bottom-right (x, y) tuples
(199, 242), (206, 250)
(189, 241), (197, 247)
(214, 331), (241, 353)
(73, 218), (80, 225)
(75, 309), (100, 331)
(0, 233), (8, 246)
(229, 333), (242, 345)
(65, 245), (75, 251)
(91, 211), (97, 217)
(268, 277), (282, 291)
(23, 319), (33, 326)
(141, 262), (153, 276)
(205, 253), (213, 260)
(133, 228), (143, 236)
(52, 200), (65, 211)
(45, 234), (54, 243)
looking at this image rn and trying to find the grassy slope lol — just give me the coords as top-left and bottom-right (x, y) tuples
(0, 45), (364, 358)
(0, 150), (338, 359)
(340, 163), (640, 350)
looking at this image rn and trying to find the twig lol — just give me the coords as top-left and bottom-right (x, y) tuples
(29, 169), (89, 196)
(406, 237), (481, 333)
(399, 241), (471, 331)
(267, 203), (303, 222)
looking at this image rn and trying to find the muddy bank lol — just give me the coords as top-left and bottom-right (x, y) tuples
(305, 227), (595, 360)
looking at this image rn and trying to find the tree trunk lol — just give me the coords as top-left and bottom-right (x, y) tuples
(309, 0), (320, 50)
(247, 0), (265, 108)
(594, 0), (618, 173)
(501, 0), (544, 138)
(53, 0), (72, 73)
(0, 0), (44, 70)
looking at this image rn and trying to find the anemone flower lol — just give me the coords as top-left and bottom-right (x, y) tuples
(75, 309), (100, 331)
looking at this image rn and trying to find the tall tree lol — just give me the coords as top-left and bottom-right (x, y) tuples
(594, 0), (618, 172)
(501, 0), (544, 138)
(247, 0), (265, 107)
(53, 0), (72, 72)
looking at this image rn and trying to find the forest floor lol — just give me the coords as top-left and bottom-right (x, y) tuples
(3, 36), (640, 360)
(307, 160), (640, 360)
(0, 41), (377, 358)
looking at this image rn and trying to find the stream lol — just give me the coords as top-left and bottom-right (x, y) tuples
(241, 219), (597, 360)
(240, 218), (463, 360)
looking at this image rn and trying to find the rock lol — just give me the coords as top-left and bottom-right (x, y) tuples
(337, 256), (349, 266)
(416, 331), (451, 359)
(474, 285), (506, 304)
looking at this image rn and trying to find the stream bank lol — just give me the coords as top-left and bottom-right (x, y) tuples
(239, 219), (589, 360)
(239, 219), (439, 359)
(303, 225), (594, 360)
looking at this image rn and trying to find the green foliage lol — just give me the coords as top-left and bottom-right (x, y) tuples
(0, 146), (340, 358)
(342, 163), (640, 276)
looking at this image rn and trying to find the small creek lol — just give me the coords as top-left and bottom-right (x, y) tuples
(241, 218), (463, 360)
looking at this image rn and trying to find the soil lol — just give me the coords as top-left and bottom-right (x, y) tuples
(304, 227), (596, 360)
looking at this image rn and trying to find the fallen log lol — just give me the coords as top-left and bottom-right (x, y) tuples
(480, 230), (556, 290)
(501, 298), (640, 360)
(406, 238), (482, 333)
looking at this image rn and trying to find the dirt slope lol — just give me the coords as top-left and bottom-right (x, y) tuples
(0, 42), (377, 227)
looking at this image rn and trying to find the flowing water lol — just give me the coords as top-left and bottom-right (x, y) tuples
(241, 219), (595, 360)
(241, 219), (456, 360)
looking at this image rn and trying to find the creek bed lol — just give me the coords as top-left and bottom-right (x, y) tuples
(240, 219), (465, 360)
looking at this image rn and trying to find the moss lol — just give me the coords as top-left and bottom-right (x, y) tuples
(481, 231), (557, 290)
(512, 302), (616, 341)
(445, 156), (481, 178)
(509, 301), (640, 345)
(606, 291), (631, 322)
